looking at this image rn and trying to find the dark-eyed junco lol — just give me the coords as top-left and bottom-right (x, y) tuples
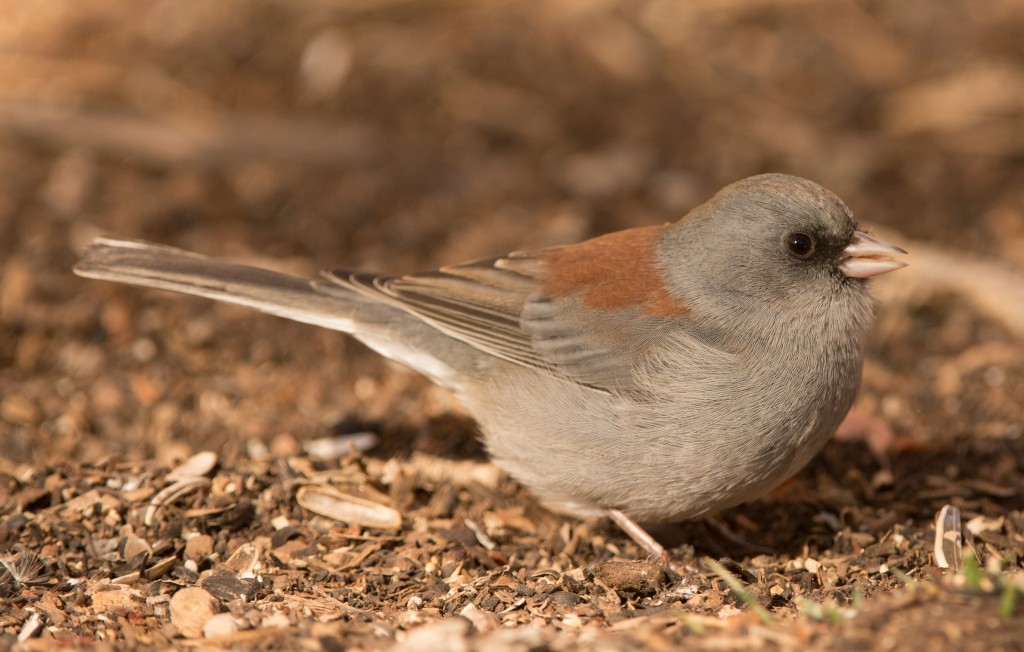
(75, 174), (906, 558)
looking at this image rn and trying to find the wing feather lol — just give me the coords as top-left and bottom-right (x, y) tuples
(320, 225), (689, 393)
(323, 253), (553, 371)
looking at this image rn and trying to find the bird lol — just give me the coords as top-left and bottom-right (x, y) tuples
(74, 173), (906, 559)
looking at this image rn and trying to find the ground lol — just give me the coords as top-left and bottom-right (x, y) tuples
(1, 1), (1023, 649)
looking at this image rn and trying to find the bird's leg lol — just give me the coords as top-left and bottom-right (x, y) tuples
(607, 509), (668, 563)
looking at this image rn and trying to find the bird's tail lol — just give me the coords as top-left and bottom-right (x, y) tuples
(73, 237), (362, 332)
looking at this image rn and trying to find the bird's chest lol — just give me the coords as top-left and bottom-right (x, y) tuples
(735, 321), (864, 466)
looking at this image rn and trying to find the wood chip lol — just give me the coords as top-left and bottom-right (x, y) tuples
(464, 519), (496, 550)
(295, 485), (402, 529)
(167, 451), (219, 482)
(965, 515), (1006, 536)
(303, 433), (379, 460)
(459, 603), (498, 634)
(144, 555), (178, 581)
(16, 612), (43, 643)
(200, 574), (259, 603)
(90, 585), (144, 613)
(145, 477), (212, 526)
(122, 533), (152, 561)
(934, 505), (963, 571)
(184, 534), (215, 563)
(587, 561), (671, 596)
(223, 543), (261, 577)
(376, 452), (502, 490)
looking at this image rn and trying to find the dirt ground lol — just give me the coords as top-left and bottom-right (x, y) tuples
(1, 1), (1023, 649)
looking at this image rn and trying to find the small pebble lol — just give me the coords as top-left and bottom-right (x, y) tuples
(203, 613), (240, 639)
(170, 587), (219, 639)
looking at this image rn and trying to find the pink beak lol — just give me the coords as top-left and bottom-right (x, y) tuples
(840, 231), (907, 279)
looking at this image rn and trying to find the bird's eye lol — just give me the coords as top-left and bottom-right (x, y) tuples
(786, 233), (815, 258)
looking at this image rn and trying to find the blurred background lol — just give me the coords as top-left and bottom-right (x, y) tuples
(1, 0), (1022, 465)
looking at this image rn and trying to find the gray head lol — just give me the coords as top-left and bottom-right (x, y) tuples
(658, 174), (905, 313)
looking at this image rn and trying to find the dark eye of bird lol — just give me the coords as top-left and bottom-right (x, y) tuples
(786, 232), (815, 258)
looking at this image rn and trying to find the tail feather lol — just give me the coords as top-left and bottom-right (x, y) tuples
(74, 237), (360, 332)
